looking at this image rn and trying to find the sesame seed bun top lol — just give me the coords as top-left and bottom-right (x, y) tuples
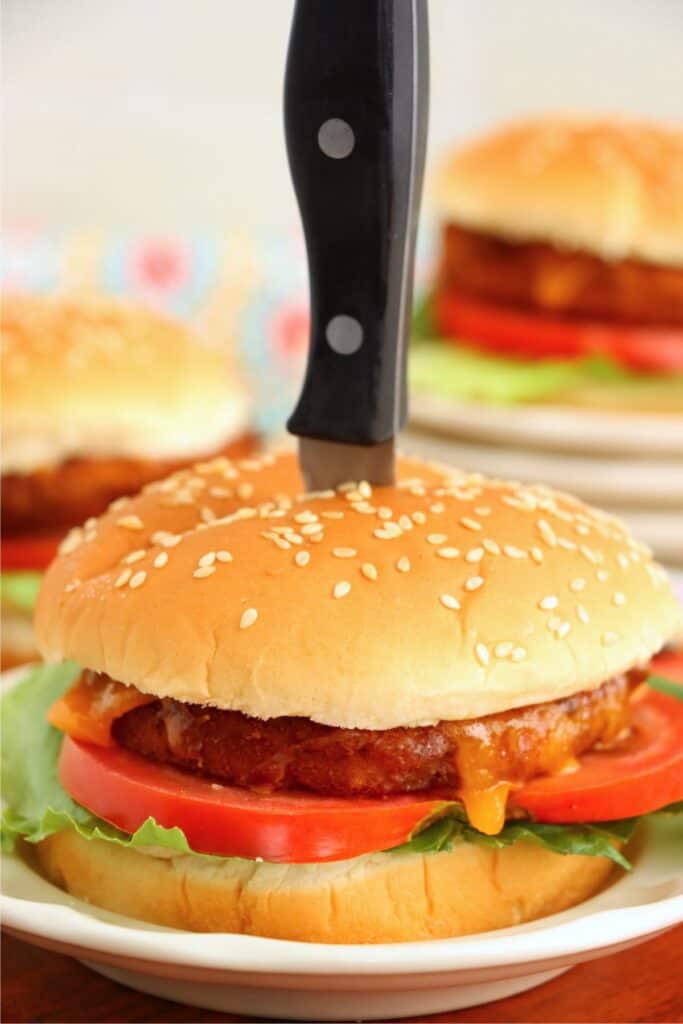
(35, 450), (681, 729)
(1, 294), (250, 474)
(432, 115), (683, 267)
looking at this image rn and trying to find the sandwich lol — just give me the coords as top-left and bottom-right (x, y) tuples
(1, 294), (252, 667)
(411, 115), (683, 410)
(2, 450), (682, 943)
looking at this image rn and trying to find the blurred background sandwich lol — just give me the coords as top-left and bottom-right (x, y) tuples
(1, 294), (252, 667)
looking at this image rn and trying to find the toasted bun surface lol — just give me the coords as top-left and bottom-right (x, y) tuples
(433, 116), (683, 266)
(35, 828), (615, 942)
(35, 451), (681, 728)
(1, 295), (250, 474)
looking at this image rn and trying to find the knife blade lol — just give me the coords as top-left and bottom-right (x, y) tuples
(284, 0), (429, 489)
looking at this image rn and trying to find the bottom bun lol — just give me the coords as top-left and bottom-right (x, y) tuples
(1, 610), (39, 670)
(35, 829), (617, 943)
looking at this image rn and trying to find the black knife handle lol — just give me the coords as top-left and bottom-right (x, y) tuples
(285, 0), (429, 445)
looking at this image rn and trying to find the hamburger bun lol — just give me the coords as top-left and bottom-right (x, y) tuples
(432, 115), (683, 266)
(34, 827), (615, 943)
(1, 294), (250, 475)
(35, 451), (681, 728)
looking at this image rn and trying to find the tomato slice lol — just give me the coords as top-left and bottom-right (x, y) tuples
(651, 651), (683, 684)
(58, 737), (445, 863)
(435, 289), (683, 373)
(513, 689), (683, 822)
(1, 533), (63, 571)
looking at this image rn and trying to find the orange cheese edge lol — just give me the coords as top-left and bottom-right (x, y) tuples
(47, 673), (155, 747)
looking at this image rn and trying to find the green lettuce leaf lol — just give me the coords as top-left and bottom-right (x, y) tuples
(409, 340), (597, 404)
(392, 812), (636, 869)
(1, 661), (193, 856)
(648, 675), (683, 701)
(1, 571), (42, 614)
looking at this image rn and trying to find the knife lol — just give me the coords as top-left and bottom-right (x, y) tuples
(284, 0), (429, 489)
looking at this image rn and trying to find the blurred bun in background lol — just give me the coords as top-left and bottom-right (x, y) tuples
(1, 294), (253, 667)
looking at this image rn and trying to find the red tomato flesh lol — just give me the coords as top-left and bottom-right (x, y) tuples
(513, 689), (683, 822)
(435, 289), (683, 374)
(1, 533), (63, 571)
(651, 651), (683, 684)
(58, 736), (445, 863)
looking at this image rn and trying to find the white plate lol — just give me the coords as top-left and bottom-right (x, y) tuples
(410, 394), (683, 456)
(2, 667), (682, 1022)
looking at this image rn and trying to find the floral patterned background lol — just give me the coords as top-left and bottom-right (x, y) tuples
(1, 227), (436, 440)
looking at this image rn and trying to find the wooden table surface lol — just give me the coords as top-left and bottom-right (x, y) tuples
(3, 926), (682, 1023)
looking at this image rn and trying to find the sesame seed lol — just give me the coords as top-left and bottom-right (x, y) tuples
(440, 594), (461, 610)
(209, 486), (232, 499)
(475, 642), (490, 666)
(154, 552), (169, 568)
(58, 530), (82, 555)
(396, 557), (411, 573)
(617, 552), (630, 569)
(295, 511), (318, 524)
(575, 523), (591, 536)
(465, 546), (484, 563)
(198, 552), (216, 567)
(295, 550), (310, 567)
(547, 615), (563, 633)
(577, 604), (590, 624)
(398, 515), (413, 532)
(333, 547), (357, 559)
(361, 562), (378, 581)
(337, 482), (357, 494)
(580, 545), (598, 564)
(115, 568), (132, 588)
(596, 569), (609, 582)
(301, 522), (323, 536)
(410, 485), (426, 496)
(117, 515), (144, 530)
(377, 506), (393, 520)
(483, 538), (501, 555)
(240, 608), (258, 629)
(321, 510), (344, 520)
(200, 506), (216, 524)
(237, 483), (254, 500)
(333, 581), (351, 599)
(430, 502), (445, 514)
(475, 506), (491, 517)
(216, 550), (233, 563)
(601, 631), (619, 647)
(64, 579), (80, 593)
(427, 533), (448, 545)
(495, 641), (514, 658)
(193, 565), (216, 579)
(124, 549), (146, 565)
(557, 621), (571, 639)
(460, 517), (482, 532)
(537, 519), (557, 547)
(437, 547), (460, 560)
(511, 647), (527, 662)
(539, 595), (559, 610)
(530, 546), (544, 564)
(570, 578), (586, 592)
(411, 511), (427, 525)
(504, 545), (527, 559)
(465, 575), (484, 592)
(129, 571), (147, 589)
(613, 592), (626, 606)
(358, 481), (372, 499)
(273, 536), (291, 551)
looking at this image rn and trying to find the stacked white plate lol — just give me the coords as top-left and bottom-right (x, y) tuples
(407, 397), (683, 567)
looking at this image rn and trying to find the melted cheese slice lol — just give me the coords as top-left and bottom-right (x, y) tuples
(461, 782), (511, 835)
(48, 673), (154, 746)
